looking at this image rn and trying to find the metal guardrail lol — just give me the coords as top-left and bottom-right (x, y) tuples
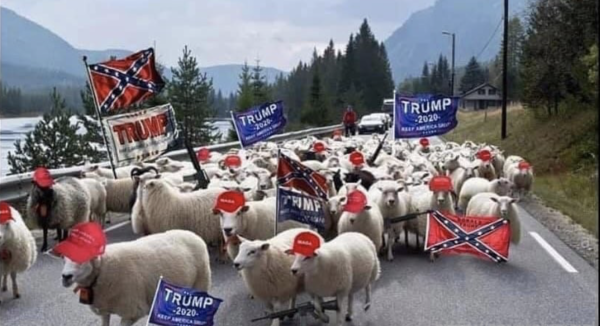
(0, 124), (342, 202)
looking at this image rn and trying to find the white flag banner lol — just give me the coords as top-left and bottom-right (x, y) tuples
(103, 103), (178, 167)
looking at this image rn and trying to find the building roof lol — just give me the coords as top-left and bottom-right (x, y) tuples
(461, 82), (500, 98)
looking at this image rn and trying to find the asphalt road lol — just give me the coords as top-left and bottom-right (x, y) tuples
(1, 134), (598, 326)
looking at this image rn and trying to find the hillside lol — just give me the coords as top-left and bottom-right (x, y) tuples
(445, 106), (598, 233)
(384, 0), (530, 82)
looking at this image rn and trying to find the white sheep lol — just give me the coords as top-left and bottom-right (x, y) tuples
(336, 194), (384, 252)
(28, 177), (91, 252)
(233, 228), (316, 326)
(290, 232), (380, 325)
(466, 193), (521, 244)
(82, 164), (135, 179)
(506, 164), (534, 198)
(60, 230), (211, 326)
(80, 178), (108, 226)
(503, 155), (524, 176)
(214, 197), (278, 240)
(133, 179), (224, 248)
(475, 159), (497, 181)
(458, 177), (512, 212)
(0, 205), (37, 303)
(368, 180), (410, 261)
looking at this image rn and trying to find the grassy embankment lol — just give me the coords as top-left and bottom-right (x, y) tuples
(445, 105), (598, 234)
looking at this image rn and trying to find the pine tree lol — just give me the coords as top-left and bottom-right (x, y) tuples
(168, 45), (217, 146)
(237, 61), (254, 111)
(7, 88), (102, 174)
(301, 70), (331, 126)
(251, 60), (270, 105)
(77, 81), (104, 144)
(460, 56), (486, 93)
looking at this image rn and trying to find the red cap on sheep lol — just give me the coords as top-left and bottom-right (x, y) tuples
(292, 232), (321, 257)
(213, 190), (246, 213)
(429, 176), (454, 192)
(518, 161), (531, 171)
(420, 138), (430, 147)
(0, 202), (13, 224)
(52, 222), (106, 264)
(197, 148), (211, 162)
(477, 150), (492, 162)
(32, 167), (54, 188)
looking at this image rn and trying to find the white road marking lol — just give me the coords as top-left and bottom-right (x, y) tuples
(104, 220), (131, 233)
(530, 231), (578, 273)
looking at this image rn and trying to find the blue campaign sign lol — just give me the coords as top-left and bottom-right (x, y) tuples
(394, 94), (460, 138)
(232, 100), (287, 147)
(277, 187), (326, 230)
(148, 278), (223, 326)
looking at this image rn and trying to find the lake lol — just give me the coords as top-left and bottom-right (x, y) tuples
(0, 116), (232, 176)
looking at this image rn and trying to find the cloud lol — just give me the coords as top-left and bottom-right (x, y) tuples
(2, 0), (434, 70)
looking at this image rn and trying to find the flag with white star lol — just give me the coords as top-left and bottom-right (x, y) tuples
(424, 210), (511, 262)
(87, 48), (165, 114)
(277, 153), (328, 200)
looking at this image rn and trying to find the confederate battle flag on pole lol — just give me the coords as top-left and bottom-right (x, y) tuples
(85, 48), (165, 115)
(425, 210), (511, 263)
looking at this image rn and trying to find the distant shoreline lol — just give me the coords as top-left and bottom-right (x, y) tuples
(0, 113), (44, 119)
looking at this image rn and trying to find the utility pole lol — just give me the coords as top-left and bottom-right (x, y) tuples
(442, 31), (456, 96)
(501, 0), (509, 139)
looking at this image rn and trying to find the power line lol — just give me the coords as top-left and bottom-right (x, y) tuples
(476, 17), (504, 60)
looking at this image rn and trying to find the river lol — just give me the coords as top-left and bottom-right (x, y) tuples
(0, 117), (231, 176)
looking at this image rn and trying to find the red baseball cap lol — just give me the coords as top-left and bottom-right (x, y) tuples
(214, 190), (246, 213)
(477, 150), (492, 162)
(197, 148), (211, 162)
(53, 222), (106, 264)
(224, 155), (242, 168)
(333, 130), (342, 137)
(0, 202), (13, 224)
(343, 190), (368, 213)
(349, 151), (365, 166)
(429, 176), (454, 192)
(292, 232), (321, 257)
(420, 138), (430, 147)
(518, 161), (531, 171)
(313, 142), (326, 153)
(32, 167), (54, 188)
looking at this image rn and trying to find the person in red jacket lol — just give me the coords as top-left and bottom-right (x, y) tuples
(342, 105), (357, 137)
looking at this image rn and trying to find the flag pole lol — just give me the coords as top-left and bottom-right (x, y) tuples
(230, 110), (245, 150)
(82, 56), (118, 179)
(392, 89), (397, 141)
(146, 275), (163, 326)
(274, 149), (281, 236)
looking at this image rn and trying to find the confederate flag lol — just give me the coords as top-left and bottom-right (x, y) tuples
(425, 210), (511, 262)
(277, 153), (329, 200)
(86, 48), (165, 114)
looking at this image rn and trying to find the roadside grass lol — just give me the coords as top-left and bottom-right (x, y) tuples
(445, 105), (598, 235)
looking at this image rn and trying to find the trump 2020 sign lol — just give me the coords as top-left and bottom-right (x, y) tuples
(232, 100), (287, 147)
(148, 278), (223, 326)
(394, 95), (459, 138)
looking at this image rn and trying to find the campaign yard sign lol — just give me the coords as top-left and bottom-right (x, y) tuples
(148, 277), (223, 326)
(277, 187), (326, 230)
(394, 95), (459, 138)
(103, 103), (178, 167)
(232, 100), (287, 147)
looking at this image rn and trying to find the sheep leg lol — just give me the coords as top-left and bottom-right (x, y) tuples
(119, 319), (136, 326)
(41, 227), (48, 252)
(404, 229), (409, 248)
(100, 314), (110, 326)
(1, 274), (7, 292)
(269, 301), (282, 326)
(336, 294), (348, 326)
(345, 293), (354, 321)
(313, 296), (327, 322)
(364, 284), (372, 311)
(54, 227), (61, 240)
(10, 272), (19, 299)
(386, 229), (395, 262)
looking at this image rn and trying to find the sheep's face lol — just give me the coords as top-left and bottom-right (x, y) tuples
(490, 197), (518, 218)
(464, 166), (479, 179)
(327, 196), (346, 216)
(61, 257), (94, 288)
(434, 191), (451, 206)
(253, 171), (273, 190)
(0, 220), (15, 245)
(340, 206), (371, 225)
(379, 186), (403, 207)
(143, 179), (167, 193)
(233, 240), (269, 270)
(326, 157), (340, 168)
(290, 252), (319, 276)
(214, 206), (250, 237)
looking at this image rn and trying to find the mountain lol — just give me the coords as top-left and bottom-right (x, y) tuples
(0, 7), (286, 94)
(384, 0), (530, 82)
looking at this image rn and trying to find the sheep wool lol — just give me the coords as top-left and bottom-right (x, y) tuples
(466, 193), (521, 244)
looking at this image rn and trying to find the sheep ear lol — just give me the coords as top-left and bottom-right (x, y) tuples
(260, 243), (270, 251)
(284, 249), (294, 255)
(473, 166), (479, 169)
(490, 197), (498, 203)
(340, 197), (347, 203)
(241, 205), (250, 213)
(423, 173), (430, 178)
(212, 209), (220, 215)
(396, 186), (404, 192)
(510, 198), (519, 204)
(242, 187), (252, 192)
(364, 205), (372, 210)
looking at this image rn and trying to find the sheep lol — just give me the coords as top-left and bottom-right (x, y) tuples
(133, 178), (224, 249)
(475, 158), (497, 181)
(233, 228), (316, 326)
(82, 164), (135, 179)
(457, 177), (512, 212)
(503, 155), (524, 176)
(300, 160), (327, 172)
(0, 204), (37, 303)
(506, 163), (534, 198)
(336, 192), (384, 252)
(290, 232), (380, 325)
(466, 193), (521, 244)
(214, 197), (278, 240)
(368, 180), (410, 261)
(60, 230), (211, 326)
(28, 176), (91, 252)
(79, 178), (107, 226)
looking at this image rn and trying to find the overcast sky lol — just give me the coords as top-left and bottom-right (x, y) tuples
(2, 0), (435, 71)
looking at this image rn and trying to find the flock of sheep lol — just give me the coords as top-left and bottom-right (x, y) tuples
(0, 132), (534, 326)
